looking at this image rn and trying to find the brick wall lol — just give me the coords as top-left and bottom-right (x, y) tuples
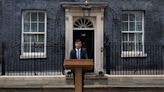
(0, 1), (2, 30)
(0, 0), (163, 74)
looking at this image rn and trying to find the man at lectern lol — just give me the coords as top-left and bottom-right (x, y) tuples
(70, 39), (88, 89)
(70, 39), (88, 59)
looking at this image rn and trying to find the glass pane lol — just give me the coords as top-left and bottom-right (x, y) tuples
(31, 34), (37, 42)
(129, 22), (135, 31)
(31, 12), (37, 21)
(136, 13), (142, 21)
(24, 23), (30, 32)
(122, 34), (128, 41)
(123, 43), (128, 51)
(122, 14), (128, 21)
(39, 12), (45, 22)
(31, 23), (37, 32)
(24, 34), (30, 42)
(31, 44), (44, 52)
(24, 43), (30, 52)
(136, 22), (142, 31)
(136, 33), (142, 42)
(36, 44), (44, 52)
(127, 43), (135, 51)
(122, 22), (128, 31)
(129, 33), (135, 41)
(39, 23), (44, 32)
(31, 43), (36, 52)
(24, 12), (30, 21)
(136, 42), (143, 51)
(123, 43), (135, 51)
(38, 35), (44, 42)
(129, 14), (135, 21)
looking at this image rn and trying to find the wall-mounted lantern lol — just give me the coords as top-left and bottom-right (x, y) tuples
(82, 0), (92, 17)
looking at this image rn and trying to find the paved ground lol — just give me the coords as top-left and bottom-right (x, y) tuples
(0, 75), (164, 88)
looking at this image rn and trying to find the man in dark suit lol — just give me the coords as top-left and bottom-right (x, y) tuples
(70, 39), (88, 92)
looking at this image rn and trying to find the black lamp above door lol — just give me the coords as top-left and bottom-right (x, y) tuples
(81, 0), (92, 17)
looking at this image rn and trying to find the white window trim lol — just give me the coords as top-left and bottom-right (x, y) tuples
(121, 51), (147, 58)
(121, 11), (147, 58)
(20, 10), (47, 59)
(73, 28), (94, 30)
(20, 53), (47, 59)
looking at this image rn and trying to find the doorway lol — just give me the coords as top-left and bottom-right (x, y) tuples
(64, 10), (105, 74)
(73, 30), (94, 72)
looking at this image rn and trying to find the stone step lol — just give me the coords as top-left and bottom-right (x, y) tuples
(66, 73), (108, 80)
(0, 88), (163, 92)
(0, 76), (163, 92)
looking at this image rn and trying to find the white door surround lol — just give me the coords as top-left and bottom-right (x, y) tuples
(61, 2), (107, 75)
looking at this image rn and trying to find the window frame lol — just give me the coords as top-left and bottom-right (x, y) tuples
(121, 11), (147, 57)
(20, 10), (47, 59)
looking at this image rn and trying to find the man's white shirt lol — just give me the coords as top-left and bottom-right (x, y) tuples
(75, 48), (81, 59)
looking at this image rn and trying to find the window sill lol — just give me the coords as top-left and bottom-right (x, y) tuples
(121, 52), (147, 58)
(20, 53), (47, 59)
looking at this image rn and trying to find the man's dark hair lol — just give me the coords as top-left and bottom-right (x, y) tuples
(75, 39), (82, 43)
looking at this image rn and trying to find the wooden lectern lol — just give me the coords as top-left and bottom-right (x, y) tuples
(64, 59), (94, 92)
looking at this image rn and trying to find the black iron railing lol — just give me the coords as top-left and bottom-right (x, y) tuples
(0, 42), (164, 76)
(104, 42), (164, 75)
(0, 43), (65, 76)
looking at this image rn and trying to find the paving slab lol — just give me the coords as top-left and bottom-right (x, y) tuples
(0, 76), (164, 88)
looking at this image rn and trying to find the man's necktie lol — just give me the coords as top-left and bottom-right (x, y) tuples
(78, 49), (80, 59)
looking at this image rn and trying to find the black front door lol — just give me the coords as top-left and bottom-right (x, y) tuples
(73, 30), (94, 71)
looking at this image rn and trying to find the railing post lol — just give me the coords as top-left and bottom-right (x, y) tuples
(34, 42), (37, 75)
(1, 42), (5, 75)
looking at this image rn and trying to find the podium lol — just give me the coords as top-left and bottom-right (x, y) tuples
(64, 59), (94, 92)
